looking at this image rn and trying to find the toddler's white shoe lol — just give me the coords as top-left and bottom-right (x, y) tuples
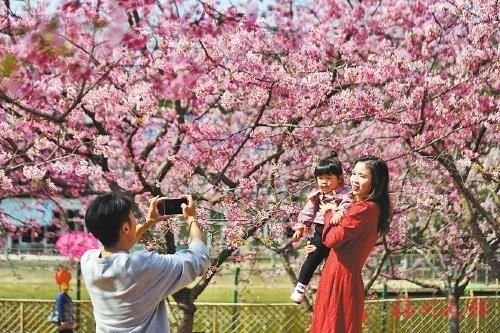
(290, 289), (305, 304)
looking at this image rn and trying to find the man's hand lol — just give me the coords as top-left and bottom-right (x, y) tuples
(181, 195), (196, 222)
(330, 212), (343, 225)
(146, 196), (168, 224)
(181, 195), (204, 242)
(135, 196), (168, 242)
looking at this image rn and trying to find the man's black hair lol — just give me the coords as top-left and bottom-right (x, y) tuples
(84, 192), (134, 247)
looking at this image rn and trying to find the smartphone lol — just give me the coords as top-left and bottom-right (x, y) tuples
(158, 198), (188, 215)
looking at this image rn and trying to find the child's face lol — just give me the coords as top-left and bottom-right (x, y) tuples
(316, 174), (342, 193)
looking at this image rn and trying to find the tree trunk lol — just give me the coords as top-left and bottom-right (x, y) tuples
(172, 288), (196, 333)
(469, 214), (499, 279)
(157, 230), (196, 333)
(163, 224), (259, 333)
(447, 294), (460, 333)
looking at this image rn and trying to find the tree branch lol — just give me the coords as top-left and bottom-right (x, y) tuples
(365, 241), (390, 293)
(218, 86), (274, 180)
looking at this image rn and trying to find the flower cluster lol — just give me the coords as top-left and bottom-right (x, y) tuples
(55, 231), (100, 260)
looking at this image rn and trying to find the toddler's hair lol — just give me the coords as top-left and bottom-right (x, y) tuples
(314, 151), (343, 178)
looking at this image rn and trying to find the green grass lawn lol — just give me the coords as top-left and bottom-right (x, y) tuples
(0, 258), (295, 303)
(2, 258), (497, 303)
(0, 259), (89, 299)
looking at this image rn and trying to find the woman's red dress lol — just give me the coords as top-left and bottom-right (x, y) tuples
(310, 201), (380, 333)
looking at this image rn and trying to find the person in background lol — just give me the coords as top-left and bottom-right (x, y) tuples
(54, 266), (75, 333)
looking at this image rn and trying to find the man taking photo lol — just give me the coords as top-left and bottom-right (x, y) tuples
(81, 193), (209, 333)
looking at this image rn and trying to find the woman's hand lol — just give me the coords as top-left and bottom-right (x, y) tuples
(319, 202), (337, 215)
(330, 212), (343, 225)
(320, 202), (338, 225)
(304, 242), (317, 257)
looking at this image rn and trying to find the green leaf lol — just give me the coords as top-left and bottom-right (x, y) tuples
(481, 86), (499, 96)
(491, 35), (498, 46)
(0, 54), (17, 77)
(159, 99), (174, 108)
(383, 98), (393, 109)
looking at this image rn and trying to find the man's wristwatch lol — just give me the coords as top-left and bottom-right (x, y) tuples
(138, 217), (154, 225)
(188, 219), (197, 231)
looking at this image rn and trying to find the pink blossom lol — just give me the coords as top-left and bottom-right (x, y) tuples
(23, 165), (46, 180)
(55, 231), (100, 260)
(52, 160), (74, 174)
(0, 170), (13, 191)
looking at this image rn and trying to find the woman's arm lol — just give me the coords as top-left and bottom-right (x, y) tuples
(322, 202), (378, 248)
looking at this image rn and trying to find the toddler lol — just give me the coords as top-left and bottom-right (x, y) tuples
(290, 153), (352, 304)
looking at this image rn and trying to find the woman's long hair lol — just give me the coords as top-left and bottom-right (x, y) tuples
(355, 156), (392, 235)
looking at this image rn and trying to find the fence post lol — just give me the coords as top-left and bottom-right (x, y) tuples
(476, 297), (480, 332)
(212, 304), (217, 333)
(381, 283), (388, 333)
(392, 298), (397, 333)
(232, 266), (241, 333)
(19, 302), (24, 333)
(233, 267), (240, 303)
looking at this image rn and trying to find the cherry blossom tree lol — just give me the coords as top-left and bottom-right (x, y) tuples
(386, 179), (489, 333)
(1, 0), (498, 332)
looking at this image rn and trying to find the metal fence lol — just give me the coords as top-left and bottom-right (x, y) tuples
(362, 297), (499, 333)
(0, 299), (95, 333)
(0, 297), (498, 333)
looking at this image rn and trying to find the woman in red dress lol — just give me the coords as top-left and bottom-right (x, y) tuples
(309, 156), (392, 333)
